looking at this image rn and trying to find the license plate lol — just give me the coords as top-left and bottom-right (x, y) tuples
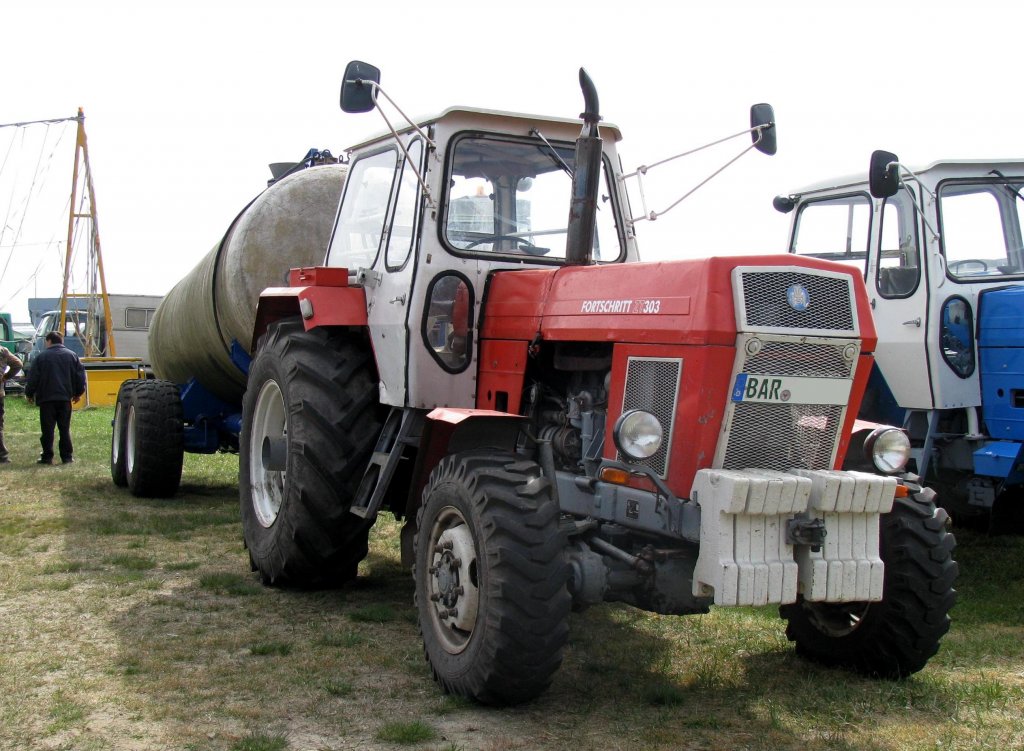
(731, 374), (852, 405)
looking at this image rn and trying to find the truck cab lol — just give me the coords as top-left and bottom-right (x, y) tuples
(777, 157), (1024, 513)
(30, 308), (106, 356)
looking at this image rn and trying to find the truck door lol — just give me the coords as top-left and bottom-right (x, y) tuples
(867, 185), (933, 411)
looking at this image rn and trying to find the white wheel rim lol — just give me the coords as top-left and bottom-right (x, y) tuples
(250, 379), (287, 528)
(125, 405), (137, 475)
(112, 401), (124, 465)
(426, 506), (479, 654)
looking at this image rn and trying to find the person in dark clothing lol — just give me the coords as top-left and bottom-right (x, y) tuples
(25, 331), (86, 465)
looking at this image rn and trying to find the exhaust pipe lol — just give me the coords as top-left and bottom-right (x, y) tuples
(565, 69), (603, 266)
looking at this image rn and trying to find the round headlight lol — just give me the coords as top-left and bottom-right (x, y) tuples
(614, 410), (663, 461)
(864, 427), (911, 474)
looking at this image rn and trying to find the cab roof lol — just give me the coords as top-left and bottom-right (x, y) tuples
(787, 158), (1024, 198)
(346, 105), (623, 152)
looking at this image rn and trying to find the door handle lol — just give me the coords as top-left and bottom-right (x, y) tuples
(389, 294), (407, 305)
(903, 317), (921, 327)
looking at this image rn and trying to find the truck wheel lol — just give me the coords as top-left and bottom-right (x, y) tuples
(239, 319), (383, 587)
(780, 492), (957, 677)
(414, 451), (570, 705)
(111, 379), (141, 487)
(125, 379), (184, 498)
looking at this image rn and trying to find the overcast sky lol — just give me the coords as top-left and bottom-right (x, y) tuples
(0, 0), (1018, 322)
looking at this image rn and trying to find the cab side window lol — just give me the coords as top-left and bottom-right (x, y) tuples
(876, 186), (921, 297)
(327, 148), (400, 270)
(385, 140), (424, 270)
(422, 273), (473, 372)
(791, 194), (871, 276)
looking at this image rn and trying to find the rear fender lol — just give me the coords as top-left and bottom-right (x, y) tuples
(252, 267), (368, 348)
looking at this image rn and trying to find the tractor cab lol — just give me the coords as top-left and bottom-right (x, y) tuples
(323, 103), (639, 409)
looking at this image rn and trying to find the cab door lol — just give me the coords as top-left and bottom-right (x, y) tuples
(364, 139), (425, 407)
(867, 185), (933, 411)
(325, 139), (425, 407)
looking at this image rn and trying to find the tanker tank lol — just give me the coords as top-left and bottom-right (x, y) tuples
(149, 163), (347, 403)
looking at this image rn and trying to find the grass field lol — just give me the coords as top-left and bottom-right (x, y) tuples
(0, 396), (1021, 751)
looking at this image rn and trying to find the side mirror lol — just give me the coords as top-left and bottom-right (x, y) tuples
(750, 103), (777, 156)
(340, 60), (381, 114)
(869, 150), (900, 198)
(773, 195), (795, 214)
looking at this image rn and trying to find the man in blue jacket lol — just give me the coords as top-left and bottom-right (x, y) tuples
(25, 331), (86, 465)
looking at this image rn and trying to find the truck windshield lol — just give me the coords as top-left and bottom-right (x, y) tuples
(443, 134), (622, 262)
(938, 178), (1024, 280)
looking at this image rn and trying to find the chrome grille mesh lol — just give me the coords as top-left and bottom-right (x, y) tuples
(740, 270), (854, 333)
(722, 403), (844, 472)
(618, 357), (681, 476)
(743, 340), (854, 379)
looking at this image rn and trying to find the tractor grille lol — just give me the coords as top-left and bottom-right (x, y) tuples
(737, 269), (856, 334)
(718, 335), (853, 472)
(722, 402), (845, 472)
(618, 357), (681, 476)
(743, 340), (855, 379)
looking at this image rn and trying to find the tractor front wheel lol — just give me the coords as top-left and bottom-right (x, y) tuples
(414, 451), (570, 705)
(780, 491), (957, 677)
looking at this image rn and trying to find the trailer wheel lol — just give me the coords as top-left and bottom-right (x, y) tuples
(414, 451), (570, 705)
(125, 379), (184, 498)
(111, 379), (141, 487)
(780, 492), (957, 677)
(240, 319), (384, 587)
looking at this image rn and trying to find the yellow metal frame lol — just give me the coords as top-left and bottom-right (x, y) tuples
(60, 109), (116, 357)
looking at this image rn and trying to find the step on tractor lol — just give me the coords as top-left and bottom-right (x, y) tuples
(776, 153), (1024, 523)
(115, 63), (956, 704)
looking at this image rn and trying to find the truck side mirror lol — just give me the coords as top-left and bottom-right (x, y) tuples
(750, 104), (777, 156)
(869, 150), (900, 198)
(340, 60), (381, 114)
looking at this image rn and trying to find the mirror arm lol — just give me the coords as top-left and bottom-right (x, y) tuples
(620, 123), (769, 181)
(360, 80), (438, 209)
(627, 141), (758, 223)
(895, 164), (936, 202)
(892, 164), (941, 243)
(360, 80), (437, 152)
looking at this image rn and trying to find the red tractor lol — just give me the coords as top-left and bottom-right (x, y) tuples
(238, 62), (956, 704)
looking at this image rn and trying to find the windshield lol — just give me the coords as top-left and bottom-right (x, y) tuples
(938, 177), (1024, 280)
(443, 134), (622, 262)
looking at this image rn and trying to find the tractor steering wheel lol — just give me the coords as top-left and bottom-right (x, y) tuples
(948, 258), (990, 274)
(465, 235), (547, 255)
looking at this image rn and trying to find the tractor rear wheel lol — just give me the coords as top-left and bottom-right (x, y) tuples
(414, 451), (570, 705)
(111, 379), (141, 487)
(240, 319), (384, 587)
(125, 379), (184, 498)
(780, 491), (957, 677)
